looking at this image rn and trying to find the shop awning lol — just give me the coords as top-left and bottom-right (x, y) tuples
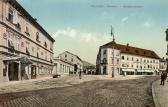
(137, 70), (146, 72)
(145, 70), (154, 73)
(122, 69), (135, 72)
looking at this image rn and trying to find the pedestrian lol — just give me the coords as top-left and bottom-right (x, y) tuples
(79, 70), (82, 79)
(160, 71), (167, 86)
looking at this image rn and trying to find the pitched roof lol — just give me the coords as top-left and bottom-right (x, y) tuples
(101, 41), (160, 59)
(60, 51), (83, 62)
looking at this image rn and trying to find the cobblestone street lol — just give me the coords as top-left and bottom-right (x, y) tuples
(0, 76), (158, 107)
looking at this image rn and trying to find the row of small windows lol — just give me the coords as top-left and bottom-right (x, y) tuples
(121, 56), (158, 63)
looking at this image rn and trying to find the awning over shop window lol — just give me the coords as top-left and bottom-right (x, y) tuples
(137, 70), (154, 72)
(137, 70), (146, 72)
(122, 69), (135, 72)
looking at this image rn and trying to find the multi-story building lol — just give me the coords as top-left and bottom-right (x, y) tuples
(53, 51), (83, 75)
(0, 0), (55, 82)
(96, 40), (160, 76)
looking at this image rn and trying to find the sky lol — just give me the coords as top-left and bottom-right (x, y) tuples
(17, 0), (168, 64)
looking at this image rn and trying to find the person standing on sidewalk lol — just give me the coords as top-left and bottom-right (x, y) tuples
(160, 71), (167, 86)
(79, 70), (82, 79)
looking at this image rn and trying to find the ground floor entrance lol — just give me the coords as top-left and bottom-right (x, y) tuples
(31, 65), (37, 79)
(8, 62), (19, 81)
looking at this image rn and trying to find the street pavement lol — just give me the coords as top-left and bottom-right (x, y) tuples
(152, 78), (168, 107)
(0, 75), (158, 107)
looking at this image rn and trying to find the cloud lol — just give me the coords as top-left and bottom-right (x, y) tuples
(80, 33), (98, 42)
(53, 27), (77, 39)
(53, 27), (113, 44)
(121, 17), (128, 22)
(143, 21), (152, 28)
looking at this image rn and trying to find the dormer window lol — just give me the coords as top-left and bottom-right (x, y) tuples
(135, 50), (139, 53)
(126, 48), (129, 51)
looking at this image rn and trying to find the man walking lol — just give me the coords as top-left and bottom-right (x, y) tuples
(160, 71), (167, 86)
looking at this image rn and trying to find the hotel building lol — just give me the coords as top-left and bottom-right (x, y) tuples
(0, 0), (55, 82)
(96, 40), (160, 76)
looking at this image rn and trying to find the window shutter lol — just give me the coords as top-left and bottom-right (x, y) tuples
(6, 4), (9, 19)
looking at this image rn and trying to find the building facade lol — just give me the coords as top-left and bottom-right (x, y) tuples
(53, 57), (74, 75)
(53, 51), (83, 75)
(0, 0), (55, 82)
(96, 41), (160, 76)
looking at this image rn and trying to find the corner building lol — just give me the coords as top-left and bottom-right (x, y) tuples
(96, 40), (160, 76)
(0, 0), (55, 82)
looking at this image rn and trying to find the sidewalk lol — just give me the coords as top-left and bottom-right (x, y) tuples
(152, 79), (168, 107)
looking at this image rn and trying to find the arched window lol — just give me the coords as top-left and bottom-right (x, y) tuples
(36, 32), (40, 42)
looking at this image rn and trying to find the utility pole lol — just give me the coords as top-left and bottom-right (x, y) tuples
(111, 26), (115, 77)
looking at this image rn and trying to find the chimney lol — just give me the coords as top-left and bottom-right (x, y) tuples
(126, 43), (129, 46)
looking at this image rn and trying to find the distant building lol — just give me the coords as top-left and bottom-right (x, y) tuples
(96, 40), (160, 76)
(0, 0), (55, 82)
(53, 57), (74, 75)
(53, 51), (83, 75)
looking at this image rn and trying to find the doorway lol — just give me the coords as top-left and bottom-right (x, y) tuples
(8, 62), (19, 81)
(31, 65), (37, 79)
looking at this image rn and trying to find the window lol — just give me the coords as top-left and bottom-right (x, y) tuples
(112, 58), (114, 64)
(37, 52), (39, 58)
(36, 32), (40, 42)
(103, 58), (107, 63)
(8, 8), (14, 23)
(65, 54), (67, 57)
(127, 57), (129, 60)
(15, 36), (20, 51)
(103, 50), (106, 55)
(137, 65), (139, 68)
(41, 51), (43, 55)
(122, 56), (124, 60)
(26, 47), (30, 55)
(137, 58), (139, 62)
(131, 65), (133, 68)
(71, 58), (73, 62)
(117, 59), (119, 64)
(44, 42), (47, 48)
(153, 60), (155, 63)
(132, 57), (134, 61)
(25, 21), (29, 35)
